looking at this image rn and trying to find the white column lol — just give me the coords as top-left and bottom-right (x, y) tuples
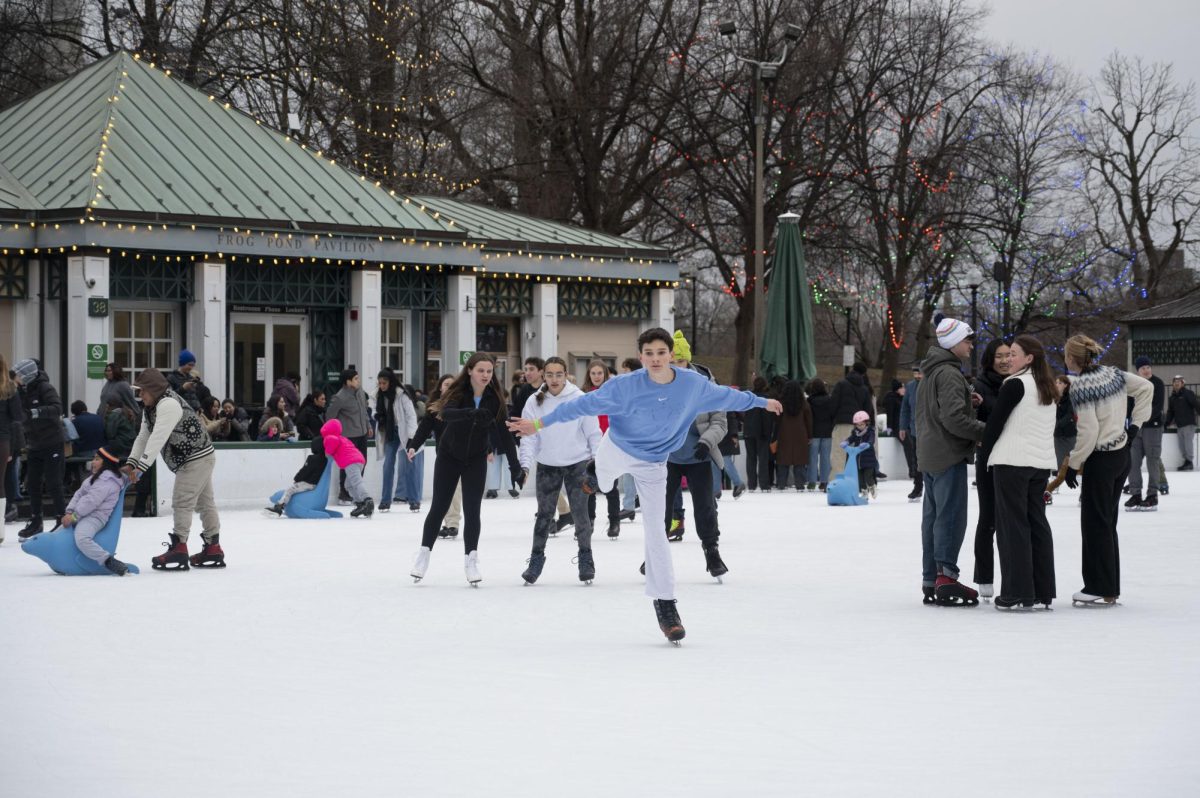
(65, 254), (111, 410)
(347, 270), (383, 396)
(444, 274), (477, 373)
(641, 287), (675, 334)
(188, 261), (227, 400)
(524, 282), (558, 360)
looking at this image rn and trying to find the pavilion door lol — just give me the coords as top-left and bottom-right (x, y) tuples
(230, 313), (308, 410)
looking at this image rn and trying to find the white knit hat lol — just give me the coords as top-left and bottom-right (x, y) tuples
(935, 318), (973, 349)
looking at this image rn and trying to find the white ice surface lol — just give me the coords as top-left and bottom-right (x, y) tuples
(2, 474), (1197, 797)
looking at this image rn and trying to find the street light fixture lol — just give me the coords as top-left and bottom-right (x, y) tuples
(834, 289), (860, 375)
(966, 266), (983, 376)
(719, 18), (802, 378)
(1064, 294), (1073, 341)
(680, 268), (699, 356)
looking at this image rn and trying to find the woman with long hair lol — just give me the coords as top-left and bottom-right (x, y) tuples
(0, 355), (24, 542)
(374, 368), (418, 512)
(978, 335), (1059, 609)
(972, 337), (1012, 599)
(406, 355), (521, 585)
(258, 394), (297, 441)
(1061, 335), (1153, 606)
(517, 357), (602, 584)
(97, 362), (140, 418)
(774, 380), (813, 490)
(584, 359), (622, 537)
(294, 390), (325, 441)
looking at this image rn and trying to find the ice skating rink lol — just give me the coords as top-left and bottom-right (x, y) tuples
(2, 474), (1197, 797)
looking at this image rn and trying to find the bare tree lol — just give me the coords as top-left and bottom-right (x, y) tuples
(1081, 53), (1200, 306)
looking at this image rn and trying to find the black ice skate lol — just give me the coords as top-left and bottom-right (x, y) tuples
(103, 556), (130, 577)
(994, 596), (1035, 611)
(378, 502), (391, 512)
(576, 548), (595, 584)
(618, 509), (636, 522)
(922, 585), (936, 605)
(17, 518), (43, 542)
(409, 502), (421, 513)
(554, 513), (573, 535)
(908, 488), (923, 503)
(522, 552), (546, 585)
(439, 525), (458, 539)
(152, 534), (190, 570)
(653, 599), (686, 645)
(1124, 492), (1142, 511)
(508, 489), (520, 499)
(607, 520), (620, 539)
(1137, 494), (1158, 512)
(703, 544), (728, 581)
(934, 575), (979, 607)
(732, 485), (746, 499)
(189, 535), (226, 568)
(351, 498), (375, 518)
(264, 502), (284, 517)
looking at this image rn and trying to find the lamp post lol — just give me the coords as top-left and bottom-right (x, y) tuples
(1064, 295), (1072, 341)
(719, 20), (802, 376)
(967, 266), (983, 376)
(993, 259), (1009, 339)
(682, 268), (699, 356)
(835, 289), (859, 375)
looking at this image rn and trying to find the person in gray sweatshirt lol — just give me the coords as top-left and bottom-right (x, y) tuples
(915, 318), (986, 607)
(325, 367), (372, 503)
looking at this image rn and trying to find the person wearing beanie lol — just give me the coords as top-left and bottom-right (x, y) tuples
(914, 317), (986, 606)
(1125, 356), (1167, 509)
(126, 368), (224, 569)
(843, 409), (878, 498)
(58, 447), (132, 576)
(166, 348), (211, 412)
(671, 330), (714, 381)
(14, 358), (66, 541)
(1166, 375), (1198, 471)
(325, 366), (372, 503)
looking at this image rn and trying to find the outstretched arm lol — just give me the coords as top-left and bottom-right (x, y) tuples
(508, 380), (622, 435)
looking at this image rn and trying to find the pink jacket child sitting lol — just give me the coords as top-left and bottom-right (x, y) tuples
(321, 419), (373, 517)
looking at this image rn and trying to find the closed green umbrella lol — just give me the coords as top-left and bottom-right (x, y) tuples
(759, 212), (817, 382)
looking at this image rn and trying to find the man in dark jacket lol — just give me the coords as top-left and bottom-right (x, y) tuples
(69, 401), (106, 458)
(13, 359), (66, 540)
(1166, 375), (1197, 471)
(882, 380), (904, 435)
(167, 349), (213, 412)
(915, 319), (985, 606)
(829, 363), (874, 476)
(898, 364), (922, 501)
(1127, 356), (1167, 507)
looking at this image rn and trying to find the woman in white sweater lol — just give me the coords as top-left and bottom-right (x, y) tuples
(1062, 335), (1153, 606)
(979, 335), (1059, 609)
(518, 357), (603, 585)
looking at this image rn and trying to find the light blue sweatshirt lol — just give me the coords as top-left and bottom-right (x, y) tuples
(541, 367), (767, 462)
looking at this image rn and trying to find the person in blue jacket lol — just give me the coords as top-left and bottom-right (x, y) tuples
(508, 327), (782, 645)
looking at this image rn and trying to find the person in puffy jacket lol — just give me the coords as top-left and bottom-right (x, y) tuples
(0, 357), (24, 542)
(14, 358), (65, 541)
(742, 376), (776, 491)
(829, 364), (874, 477)
(843, 410), (878, 498)
(1166, 375), (1197, 470)
(774, 380), (813, 490)
(806, 378), (835, 490)
(322, 418), (372, 517)
(57, 447), (131, 575)
(326, 368), (371, 503)
(972, 338), (1011, 597)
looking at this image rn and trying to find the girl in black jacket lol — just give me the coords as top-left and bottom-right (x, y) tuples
(406, 354), (521, 585)
(972, 338), (1011, 598)
(806, 378), (836, 490)
(742, 376), (776, 491)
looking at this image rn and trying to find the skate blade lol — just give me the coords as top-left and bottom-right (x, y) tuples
(581, 579), (593, 585)
(1072, 600), (1119, 608)
(411, 576), (423, 583)
(191, 561), (227, 568)
(934, 597), (978, 607)
(469, 582), (480, 588)
(151, 562), (190, 571)
(713, 576), (724, 584)
(669, 640), (682, 647)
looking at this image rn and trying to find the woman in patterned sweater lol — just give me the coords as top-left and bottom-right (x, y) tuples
(1062, 335), (1152, 606)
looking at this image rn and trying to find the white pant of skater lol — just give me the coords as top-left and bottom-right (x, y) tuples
(595, 434), (672, 600)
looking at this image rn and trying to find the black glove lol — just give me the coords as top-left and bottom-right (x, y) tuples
(1126, 424), (1139, 447)
(692, 442), (710, 461)
(1065, 468), (1079, 490)
(512, 467), (526, 490)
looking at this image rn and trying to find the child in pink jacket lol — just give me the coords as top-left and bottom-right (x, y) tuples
(322, 419), (373, 517)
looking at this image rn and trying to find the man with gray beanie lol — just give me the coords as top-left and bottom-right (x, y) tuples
(1125, 356), (1166, 511)
(13, 358), (65, 541)
(915, 317), (985, 606)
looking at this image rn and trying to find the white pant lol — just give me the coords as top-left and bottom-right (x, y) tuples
(595, 435), (673, 600)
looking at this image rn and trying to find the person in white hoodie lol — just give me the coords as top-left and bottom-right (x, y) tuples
(517, 357), (602, 585)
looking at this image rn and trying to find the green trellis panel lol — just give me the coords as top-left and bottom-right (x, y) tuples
(478, 279), (532, 315)
(558, 283), (651, 320)
(309, 308), (344, 396)
(226, 262), (349, 307)
(45, 255), (67, 300)
(382, 269), (447, 310)
(110, 254), (193, 301)
(0, 256), (28, 299)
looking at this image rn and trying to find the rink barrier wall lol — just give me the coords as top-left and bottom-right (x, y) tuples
(147, 432), (1197, 511)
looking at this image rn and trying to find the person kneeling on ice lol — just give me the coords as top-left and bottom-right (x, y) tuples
(844, 411), (878, 499)
(125, 368), (224, 570)
(508, 327), (783, 645)
(265, 432), (328, 516)
(518, 356), (602, 585)
(58, 447), (132, 576)
(322, 419), (374, 518)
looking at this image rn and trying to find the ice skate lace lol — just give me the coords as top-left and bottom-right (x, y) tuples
(654, 600), (681, 627)
(572, 551), (594, 570)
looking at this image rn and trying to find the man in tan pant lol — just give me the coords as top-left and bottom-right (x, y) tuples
(126, 367), (224, 570)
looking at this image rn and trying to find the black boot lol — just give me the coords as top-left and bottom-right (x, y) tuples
(607, 520), (620, 539)
(522, 551), (546, 585)
(103, 556), (130, 576)
(652, 599), (686, 643)
(152, 533), (190, 570)
(554, 513), (574, 533)
(264, 502), (284, 516)
(703, 544), (728, 578)
(576, 548), (595, 583)
(17, 518), (43, 541)
(351, 498), (375, 518)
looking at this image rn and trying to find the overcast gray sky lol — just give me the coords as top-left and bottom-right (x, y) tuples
(978, 0), (1200, 90)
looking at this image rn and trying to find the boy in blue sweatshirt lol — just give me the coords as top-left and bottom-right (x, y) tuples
(509, 327), (782, 643)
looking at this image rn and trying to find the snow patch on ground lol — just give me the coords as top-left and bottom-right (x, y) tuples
(2, 475), (1197, 796)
